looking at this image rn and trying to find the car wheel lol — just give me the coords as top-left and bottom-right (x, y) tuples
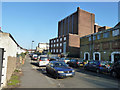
(96, 69), (100, 74)
(46, 68), (49, 74)
(53, 72), (58, 79)
(111, 71), (117, 78)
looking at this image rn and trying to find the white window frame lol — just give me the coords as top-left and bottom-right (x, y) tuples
(112, 29), (119, 36)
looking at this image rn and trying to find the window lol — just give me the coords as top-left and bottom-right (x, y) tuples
(60, 38), (62, 41)
(93, 35), (96, 40)
(53, 49), (55, 52)
(51, 50), (52, 52)
(51, 45), (53, 47)
(56, 49), (58, 53)
(97, 34), (101, 40)
(64, 37), (66, 40)
(57, 43), (59, 47)
(57, 39), (59, 42)
(54, 40), (56, 43)
(103, 32), (109, 38)
(54, 44), (55, 47)
(112, 29), (119, 36)
(89, 37), (91, 41)
(60, 43), (62, 46)
(51, 40), (53, 43)
(60, 49), (62, 53)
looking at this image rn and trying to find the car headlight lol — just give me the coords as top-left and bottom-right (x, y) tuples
(72, 70), (75, 72)
(57, 71), (64, 73)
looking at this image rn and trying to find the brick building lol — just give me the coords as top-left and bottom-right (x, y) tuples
(80, 22), (120, 63)
(49, 7), (96, 57)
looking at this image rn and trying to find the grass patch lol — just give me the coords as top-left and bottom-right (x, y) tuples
(7, 75), (20, 86)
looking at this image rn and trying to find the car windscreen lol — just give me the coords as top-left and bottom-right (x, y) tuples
(53, 62), (68, 67)
(34, 56), (37, 58)
(78, 60), (83, 62)
(40, 57), (48, 61)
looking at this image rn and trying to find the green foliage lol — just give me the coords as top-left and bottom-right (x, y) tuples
(8, 75), (19, 86)
(21, 52), (25, 58)
(47, 52), (51, 55)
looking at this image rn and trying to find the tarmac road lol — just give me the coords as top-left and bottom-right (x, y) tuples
(19, 55), (120, 89)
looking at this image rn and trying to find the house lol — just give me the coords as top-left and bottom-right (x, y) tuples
(80, 22), (120, 63)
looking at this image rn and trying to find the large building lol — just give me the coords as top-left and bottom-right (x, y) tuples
(36, 43), (49, 53)
(49, 7), (96, 57)
(80, 22), (120, 63)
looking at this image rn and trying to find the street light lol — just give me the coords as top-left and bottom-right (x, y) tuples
(31, 40), (34, 53)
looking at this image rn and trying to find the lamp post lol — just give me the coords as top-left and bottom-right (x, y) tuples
(31, 40), (34, 53)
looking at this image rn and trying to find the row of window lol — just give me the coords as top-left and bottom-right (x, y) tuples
(89, 29), (120, 41)
(51, 37), (66, 43)
(51, 43), (63, 47)
(51, 49), (62, 53)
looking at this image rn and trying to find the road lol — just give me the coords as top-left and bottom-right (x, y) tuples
(19, 55), (120, 88)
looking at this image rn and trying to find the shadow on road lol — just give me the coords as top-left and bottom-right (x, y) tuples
(75, 67), (120, 81)
(30, 62), (39, 67)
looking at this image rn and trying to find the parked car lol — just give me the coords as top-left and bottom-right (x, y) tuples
(84, 60), (111, 73)
(59, 58), (70, 64)
(110, 60), (120, 78)
(37, 55), (49, 66)
(50, 56), (60, 61)
(68, 59), (84, 67)
(46, 61), (75, 78)
(32, 54), (38, 60)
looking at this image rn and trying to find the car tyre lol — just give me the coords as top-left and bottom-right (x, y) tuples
(46, 68), (49, 74)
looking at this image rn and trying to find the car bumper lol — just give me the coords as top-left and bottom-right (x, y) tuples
(57, 72), (75, 78)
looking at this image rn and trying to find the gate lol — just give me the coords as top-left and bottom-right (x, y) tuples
(0, 48), (4, 87)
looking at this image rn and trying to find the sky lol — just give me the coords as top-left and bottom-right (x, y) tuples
(2, 2), (118, 49)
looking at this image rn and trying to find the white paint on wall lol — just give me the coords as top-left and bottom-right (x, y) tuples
(93, 52), (101, 61)
(0, 32), (18, 88)
(111, 52), (120, 63)
(84, 52), (90, 60)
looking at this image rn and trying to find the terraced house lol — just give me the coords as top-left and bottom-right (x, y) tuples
(80, 22), (120, 63)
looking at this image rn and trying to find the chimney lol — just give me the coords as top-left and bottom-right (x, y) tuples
(77, 7), (80, 11)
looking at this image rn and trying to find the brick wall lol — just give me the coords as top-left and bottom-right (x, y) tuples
(6, 56), (16, 81)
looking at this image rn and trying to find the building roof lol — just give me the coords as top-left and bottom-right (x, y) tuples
(0, 31), (26, 50)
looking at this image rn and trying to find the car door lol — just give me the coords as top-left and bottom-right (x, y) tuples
(88, 61), (94, 70)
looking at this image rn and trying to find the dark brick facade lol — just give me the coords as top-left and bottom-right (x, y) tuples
(50, 7), (96, 58)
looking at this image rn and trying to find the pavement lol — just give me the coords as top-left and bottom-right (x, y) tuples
(19, 55), (120, 88)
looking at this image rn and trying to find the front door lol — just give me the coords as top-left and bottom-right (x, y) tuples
(114, 54), (120, 63)
(95, 54), (99, 60)
(85, 54), (88, 60)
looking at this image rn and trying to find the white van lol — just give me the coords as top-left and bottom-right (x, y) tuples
(37, 55), (49, 66)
